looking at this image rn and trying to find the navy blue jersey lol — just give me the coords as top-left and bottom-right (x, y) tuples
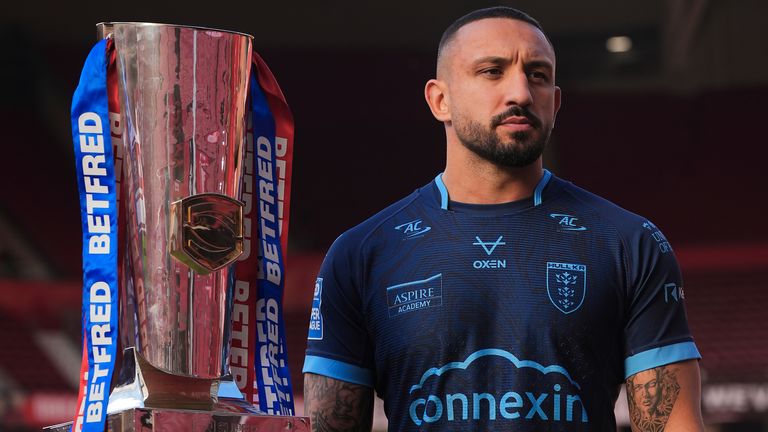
(303, 171), (700, 431)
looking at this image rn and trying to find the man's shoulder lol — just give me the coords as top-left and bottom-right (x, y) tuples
(556, 178), (658, 238)
(328, 184), (429, 256)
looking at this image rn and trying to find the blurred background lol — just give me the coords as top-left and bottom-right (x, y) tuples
(1, 0), (767, 430)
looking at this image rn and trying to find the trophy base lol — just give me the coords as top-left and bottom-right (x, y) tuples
(44, 407), (309, 432)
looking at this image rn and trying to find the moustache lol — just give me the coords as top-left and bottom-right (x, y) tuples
(491, 106), (542, 129)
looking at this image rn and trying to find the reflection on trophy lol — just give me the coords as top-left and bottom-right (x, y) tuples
(48, 22), (306, 431)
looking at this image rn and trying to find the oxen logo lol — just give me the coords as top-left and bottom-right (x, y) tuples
(473, 236), (506, 255)
(472, 236), (506, 269)
(546, 262), (587, 314)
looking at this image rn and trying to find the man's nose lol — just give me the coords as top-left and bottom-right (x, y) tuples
(503, 70), (533, 107)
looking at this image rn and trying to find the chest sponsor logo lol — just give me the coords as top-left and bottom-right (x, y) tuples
(395, 219), (431, 239)
(550, 213), (587, 231)
(407, 348), (588, 426)
(307, 278), (323, 340)
(472, 235), (506, 269)
(386, 273), (443, 318)
(546, 262), (587, 314)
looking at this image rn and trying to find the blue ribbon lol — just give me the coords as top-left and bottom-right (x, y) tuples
(70, 39), (119, 432)
(250, 65), (295, 415)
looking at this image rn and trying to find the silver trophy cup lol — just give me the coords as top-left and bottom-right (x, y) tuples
(47, 22), (307, 431)
(108, 21), (250, 411)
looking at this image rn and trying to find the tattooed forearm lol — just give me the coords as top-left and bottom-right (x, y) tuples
(626, 365), (681, 432)
(304, 373), (374, 432)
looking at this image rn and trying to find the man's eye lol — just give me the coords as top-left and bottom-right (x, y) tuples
(481, 68), (502, 77)
(529, 71), (549, 82)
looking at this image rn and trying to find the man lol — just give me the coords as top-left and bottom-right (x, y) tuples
(303, 7), (704, 431)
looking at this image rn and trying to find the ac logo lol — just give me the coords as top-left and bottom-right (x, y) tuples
(395, 219), (432, 239)
(550, 213), (587, 232)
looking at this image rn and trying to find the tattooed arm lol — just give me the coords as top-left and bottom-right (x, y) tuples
(625, 359), (705, 432)
(304, 373), (374, 432)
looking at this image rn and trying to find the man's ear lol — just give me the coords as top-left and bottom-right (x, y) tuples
(553, 85), (562, 124)
(424, 79), (451, 122)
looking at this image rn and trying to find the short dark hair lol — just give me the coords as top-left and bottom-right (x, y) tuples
(437, 7), (552, 67)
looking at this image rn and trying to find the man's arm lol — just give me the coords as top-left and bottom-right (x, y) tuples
(625, 359), (705, 432)
(304, 372), (374, 432)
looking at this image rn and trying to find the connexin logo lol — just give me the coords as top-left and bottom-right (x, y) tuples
(408, 349), (589, 426)
(395, 219), (431, 239)
(472, 236), (506, 269)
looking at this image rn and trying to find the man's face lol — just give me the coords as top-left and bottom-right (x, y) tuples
(632, 372), (661, 415)
(440, 18), (561, 168)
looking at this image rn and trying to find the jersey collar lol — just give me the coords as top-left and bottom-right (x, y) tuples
(433, 169), (553, 211)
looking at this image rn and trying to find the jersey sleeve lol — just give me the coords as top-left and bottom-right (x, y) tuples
(623, 220), (701, 379)
(302, 232), (375, 387)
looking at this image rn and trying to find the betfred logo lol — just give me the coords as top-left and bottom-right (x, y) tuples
(407, 349), (588, 426)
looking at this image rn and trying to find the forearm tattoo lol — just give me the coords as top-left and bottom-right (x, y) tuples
(626, 365), (681, 432)
(304, 374), (374, 432)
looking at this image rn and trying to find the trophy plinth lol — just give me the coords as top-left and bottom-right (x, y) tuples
(45, 408), (310, 432)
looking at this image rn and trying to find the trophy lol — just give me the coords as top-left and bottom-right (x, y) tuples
(50, 22), (306, 431)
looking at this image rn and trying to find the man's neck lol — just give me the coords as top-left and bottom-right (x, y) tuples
(442, 142), (544, 205)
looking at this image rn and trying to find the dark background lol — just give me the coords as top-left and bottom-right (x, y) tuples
(3, 0), (768, 275)
(1, 0), (767, 429)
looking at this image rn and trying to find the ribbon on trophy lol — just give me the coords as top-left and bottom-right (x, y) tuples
(70, 37), (295, 430)
(232, 53), (295, 415)
(70, 38), (119, 432)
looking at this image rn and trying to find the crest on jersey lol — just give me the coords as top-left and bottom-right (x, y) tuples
(546, 262), (587, 314)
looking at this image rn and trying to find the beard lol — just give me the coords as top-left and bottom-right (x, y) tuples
(454, 105), (551, 168)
